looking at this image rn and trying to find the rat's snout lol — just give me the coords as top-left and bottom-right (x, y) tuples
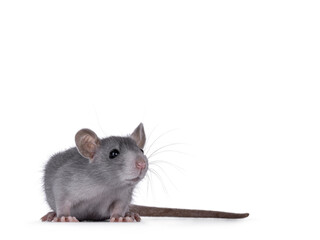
(135, 158), (146, 170)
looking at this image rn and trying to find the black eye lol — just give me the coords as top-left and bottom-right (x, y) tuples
(109, 149), (120, 159)
(140, 149), (144, 153)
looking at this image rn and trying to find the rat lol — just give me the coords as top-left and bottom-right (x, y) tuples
(41, 123), (249, 222)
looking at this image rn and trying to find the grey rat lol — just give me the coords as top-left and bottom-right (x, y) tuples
(41, 123), (249, 222)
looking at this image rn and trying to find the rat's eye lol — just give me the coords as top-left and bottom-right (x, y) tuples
(140, 149), (144, 154)
(109, 149), (120, 159)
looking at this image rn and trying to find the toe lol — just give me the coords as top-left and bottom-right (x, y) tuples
(41, 212), (56, 222)
(47, 214), (56, 222)
(124, 216), (134, 222)
(134, 213), (141, 222)
(110, 216), (124, 222)
(124, 212), (141, 222)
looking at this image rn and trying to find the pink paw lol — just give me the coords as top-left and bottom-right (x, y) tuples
(110, 215), (125, 222)
(52, 216), (79, 222)
(41, 212), (79, 222)
(41, 212), (56, 222)
(110, 212), (141, 222)
(125, 212), (141, 222)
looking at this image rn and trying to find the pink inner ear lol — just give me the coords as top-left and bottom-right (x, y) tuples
(87, 142), (96, 152)
(75, 128), (101, 160)
(85, 141), (99, 160)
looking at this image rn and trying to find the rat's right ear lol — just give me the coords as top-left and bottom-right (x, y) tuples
(130, 123), (146, 149)
(75, 129), (101, 161)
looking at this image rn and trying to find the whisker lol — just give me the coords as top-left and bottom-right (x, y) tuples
(149, 168), (168, 194)
(147, 142), (185, 159)
(144, 172), (151, 198)
(149, 159), (185, 173)
(148, 149), (189, 159)
(148, 172), (155, 199)
(150, 163), (178, 191)
(141, 171), (152, 199)
(93, 107), (107, 136)
(145, 128), (179, 155)
(144, 125), (158, 150)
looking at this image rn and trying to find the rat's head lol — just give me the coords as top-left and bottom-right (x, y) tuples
(75, 123), (148, 186)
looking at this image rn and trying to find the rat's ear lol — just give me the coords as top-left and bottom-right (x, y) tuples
(75, 129), (101, 161)
(130, 123), (146, 149)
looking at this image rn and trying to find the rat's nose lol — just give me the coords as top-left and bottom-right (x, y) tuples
(136, 159), (146, 170)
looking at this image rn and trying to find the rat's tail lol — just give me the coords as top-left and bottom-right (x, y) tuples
(129, 204), (249, 219)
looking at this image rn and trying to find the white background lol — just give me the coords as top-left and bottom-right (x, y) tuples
(0, 0), (319, 239)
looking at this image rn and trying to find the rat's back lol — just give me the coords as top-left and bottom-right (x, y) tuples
(43, 147), (84, 210)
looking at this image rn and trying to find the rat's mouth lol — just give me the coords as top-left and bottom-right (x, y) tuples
(126, 168), (147, 183)
(126, 177), (140, 182)
(126, 171), (145, 182)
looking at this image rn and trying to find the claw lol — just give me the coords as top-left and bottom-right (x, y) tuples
(125, 212), (141, 222)
(110, 216), (124, 222)
(47, 215), (79, 222)
(41, 212), (56, 222)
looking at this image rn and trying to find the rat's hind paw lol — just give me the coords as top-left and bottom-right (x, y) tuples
(125, 212), (141, 222)
(109, 213), (140, 222)
(52, 216), (79, 222)
(41, 212), (56, 222)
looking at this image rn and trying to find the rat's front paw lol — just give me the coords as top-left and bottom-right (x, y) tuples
(41, 212), (79, 222)
(110, 216), (123, 222)
(52, 216), (79, 222)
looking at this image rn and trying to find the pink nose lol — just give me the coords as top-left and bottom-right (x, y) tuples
(136, 160), (146, 170)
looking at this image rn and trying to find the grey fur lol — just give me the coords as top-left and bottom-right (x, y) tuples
(43, 123), (249, 221)
(43, 123), (148, 221)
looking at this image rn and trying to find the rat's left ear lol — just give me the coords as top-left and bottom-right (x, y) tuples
(130, 123), (146, 149)
(75, 128), (101, 161)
